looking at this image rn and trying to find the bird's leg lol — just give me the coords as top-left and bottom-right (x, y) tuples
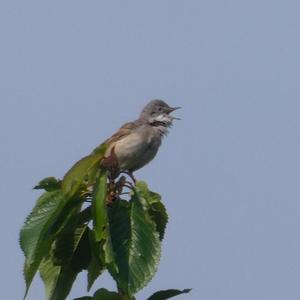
(100, 148), (138, 202)
(114, 176), (126, 194)
(119, 192), (130, 196)
(114, 176), (135, 193)
(124, 181), (135, 190)
(121, 170), (137, 184)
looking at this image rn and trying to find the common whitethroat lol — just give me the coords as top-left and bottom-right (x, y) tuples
(100, 99), (180, 179)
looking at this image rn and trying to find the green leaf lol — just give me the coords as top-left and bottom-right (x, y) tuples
(135, 182), (168, 240)
(107, 195), (161, 297)
(34, 177), (61, 191)
(73, 288), (129, 300)
(40, 257), (77, 300)
(134, 181), (161, 205)
(87, 231), (105, 292)
(62, 143), (107, 198)
(54, 224), (91, 271)
(52, 213), (84, 266)
(71, 226), (92, 272)
(20, 190), (68, 299)
(103, 231), (119, 278)
(39, 206), (81, 299)
(147, 201), (168, 241)
(78, 206), (92, 224)
(39, 254), (61, 299)
(93, 288), (122, 300)
(39, 224), (90, 300)
(147, 289), (192, 300)
(92, 170), (108, 242)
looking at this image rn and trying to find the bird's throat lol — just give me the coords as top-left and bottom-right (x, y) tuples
(149, 115), (173, 136)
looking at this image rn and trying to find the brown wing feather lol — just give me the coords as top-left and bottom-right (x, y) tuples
(104, 120), (141, 145)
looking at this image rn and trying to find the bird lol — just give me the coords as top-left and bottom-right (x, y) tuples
(100, 99), (180, 179)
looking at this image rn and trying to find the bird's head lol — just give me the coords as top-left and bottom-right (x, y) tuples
(140, 99), (181, 126)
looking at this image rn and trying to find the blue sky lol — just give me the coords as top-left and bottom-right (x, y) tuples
(1, 1), (300, 299)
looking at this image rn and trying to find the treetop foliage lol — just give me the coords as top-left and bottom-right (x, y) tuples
(20, 144), (190, 300)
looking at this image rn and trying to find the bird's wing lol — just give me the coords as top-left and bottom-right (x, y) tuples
(104, 120), (141, 145)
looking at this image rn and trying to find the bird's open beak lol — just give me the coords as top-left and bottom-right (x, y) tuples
(167, 106), (181, 113)
(167, 106), (181, 120)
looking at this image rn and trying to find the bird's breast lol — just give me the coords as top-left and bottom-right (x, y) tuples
(106, 129), (162, 171)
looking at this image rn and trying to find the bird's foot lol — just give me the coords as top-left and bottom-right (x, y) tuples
(114, 176), (134, 191)
(121, 170), (136, 184)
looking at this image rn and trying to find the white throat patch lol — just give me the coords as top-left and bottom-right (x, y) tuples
(151, 114), (173, 125)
